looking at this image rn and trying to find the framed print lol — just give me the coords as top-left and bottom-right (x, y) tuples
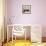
(22, 5), (31, 14)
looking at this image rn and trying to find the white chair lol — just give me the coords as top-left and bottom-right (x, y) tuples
(12, 25), (25, 43)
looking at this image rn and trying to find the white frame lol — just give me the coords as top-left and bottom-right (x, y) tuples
(22, 5), (31, 14)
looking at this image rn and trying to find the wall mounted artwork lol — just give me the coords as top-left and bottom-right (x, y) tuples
(22, 5), (31, 14)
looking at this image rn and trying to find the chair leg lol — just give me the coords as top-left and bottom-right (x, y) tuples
(25, 31), (26, 42)
(15, 36), (16, 42)
(12, 30), (13, 43)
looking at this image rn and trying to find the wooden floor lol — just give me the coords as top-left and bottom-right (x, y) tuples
(42, 37), (46, 42)
(2, 37), (46, 46)
(3, 40), (46, 46)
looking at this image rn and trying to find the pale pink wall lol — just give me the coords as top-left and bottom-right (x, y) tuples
(7, 0), (46, 37)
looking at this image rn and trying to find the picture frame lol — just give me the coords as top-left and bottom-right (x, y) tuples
(22, 5), (31, 14)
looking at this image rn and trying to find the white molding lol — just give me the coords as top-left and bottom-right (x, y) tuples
(7, 24), (41, 26)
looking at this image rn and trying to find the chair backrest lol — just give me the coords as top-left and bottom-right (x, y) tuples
(12, 25), (25, 36)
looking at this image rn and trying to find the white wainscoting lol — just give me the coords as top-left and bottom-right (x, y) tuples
(31, 25), (42, 43)
(7, 24), (42, 43)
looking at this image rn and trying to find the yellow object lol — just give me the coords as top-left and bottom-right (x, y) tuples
(3, 40), (31, 46)
(3, 40), (46, 46)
